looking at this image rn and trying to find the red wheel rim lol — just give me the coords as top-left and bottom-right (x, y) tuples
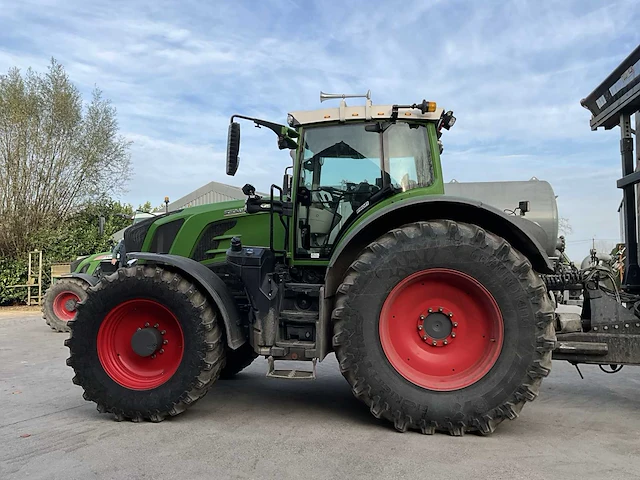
(379, 268), (504, 391)
(97, 299), (184, 390)
(53, 291), (80, 321)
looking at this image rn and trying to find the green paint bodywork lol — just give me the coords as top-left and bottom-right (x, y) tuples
(143, 200), (284, 266)
(72, 251), (113, 274)
(71, 118), (444, 275)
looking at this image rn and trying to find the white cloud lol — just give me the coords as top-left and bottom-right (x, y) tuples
(1, 0), (638, 261)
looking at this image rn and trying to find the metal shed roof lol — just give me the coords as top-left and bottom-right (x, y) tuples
(166, 181), (246, 212)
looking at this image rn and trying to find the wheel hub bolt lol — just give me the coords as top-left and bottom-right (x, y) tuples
(420, 315), (425, 320)
(448, 312), (453, 318)
(418, 325), (423, 330)
(151, 354), (156, 359)
(428, 308), (433, 313)
(432, 341), (437, 346)
(159, 349), (164, 354)
(422, 335), (428, 340)
(154, 323), (159, 328)
(443, 340), (448, 345)
(163, 339), (168, 345)
(144, 323), (149, 327)
(438, 307), (443, 312)
(161, 330), (166, 335)
(451, 333), (456, 338)
(453, 322), (458, 327)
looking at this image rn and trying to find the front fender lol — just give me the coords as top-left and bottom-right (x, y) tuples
(66, 273), (100, 287)
(127, 252), (245, 349)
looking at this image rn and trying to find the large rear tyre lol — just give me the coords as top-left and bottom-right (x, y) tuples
(65, 266), (225, 422)
(220, 342), (258, 379)
(42, 278), (89, 333)
(332, 221), (555, 435)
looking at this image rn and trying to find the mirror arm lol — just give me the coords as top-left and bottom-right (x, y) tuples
(230, 114), (298, 138)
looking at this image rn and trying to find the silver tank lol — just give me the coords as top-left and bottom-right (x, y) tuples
(444, 178), (559, 256)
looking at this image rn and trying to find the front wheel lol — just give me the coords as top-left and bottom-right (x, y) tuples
(65, 266), (225, 422)
(332, 220), (555, 435)
(43, 278), (89, 332)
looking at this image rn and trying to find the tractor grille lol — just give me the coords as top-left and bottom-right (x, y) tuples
(124, 217), (156, 253)
(191, 220), (237, 261)
(149, 219), (185, 254)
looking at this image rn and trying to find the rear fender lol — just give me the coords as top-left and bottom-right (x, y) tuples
(127, 252), (245, 349)
(325, 196), (554, 297)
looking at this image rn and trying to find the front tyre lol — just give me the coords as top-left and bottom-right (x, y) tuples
(65, 266), (225, 422)
(43, 278), (89, 332)
(332, 221), (555, 435)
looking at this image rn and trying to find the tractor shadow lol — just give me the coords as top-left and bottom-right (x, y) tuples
(190, 354), (387, 430)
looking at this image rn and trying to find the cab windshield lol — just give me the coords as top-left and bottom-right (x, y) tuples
(298, 121), (433, 255)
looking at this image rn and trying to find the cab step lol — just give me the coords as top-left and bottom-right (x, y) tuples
(266, 356), (317, 380)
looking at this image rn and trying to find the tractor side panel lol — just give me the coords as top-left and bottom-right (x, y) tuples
(139, 201), (284, 266)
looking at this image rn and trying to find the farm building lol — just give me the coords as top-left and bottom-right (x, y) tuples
(165, 181), (246, 211)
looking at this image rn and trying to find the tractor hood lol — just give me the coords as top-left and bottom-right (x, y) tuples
(122, 199), (276, 264)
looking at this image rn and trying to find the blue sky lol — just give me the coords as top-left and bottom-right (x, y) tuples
(1, 0), (639, 261)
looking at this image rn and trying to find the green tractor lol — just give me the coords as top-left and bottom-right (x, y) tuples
(65, 92), (556, 435)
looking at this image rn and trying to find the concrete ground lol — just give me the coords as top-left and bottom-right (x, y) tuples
(2, 311), (640, 480)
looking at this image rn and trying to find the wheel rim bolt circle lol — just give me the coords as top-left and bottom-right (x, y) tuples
(416, 308), (459, 347)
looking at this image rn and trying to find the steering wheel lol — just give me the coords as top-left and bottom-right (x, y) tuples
(347, 181), (379, 210)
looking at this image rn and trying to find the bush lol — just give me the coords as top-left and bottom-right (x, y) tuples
(0, 199), (135, 305)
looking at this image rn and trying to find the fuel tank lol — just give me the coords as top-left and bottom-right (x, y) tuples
(444, 178), (559, 256)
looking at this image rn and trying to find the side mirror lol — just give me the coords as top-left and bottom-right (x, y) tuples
(226, 122), (240, 176)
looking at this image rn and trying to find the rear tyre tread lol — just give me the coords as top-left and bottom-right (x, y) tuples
(332, 220), (556, 435)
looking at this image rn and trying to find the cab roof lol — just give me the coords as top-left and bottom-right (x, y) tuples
(288, 100), (444, 128)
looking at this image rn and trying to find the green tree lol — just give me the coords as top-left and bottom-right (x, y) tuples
(0, 198), (135, 305)
(138, 201), (153, 213)
(0, 58), (132, 256)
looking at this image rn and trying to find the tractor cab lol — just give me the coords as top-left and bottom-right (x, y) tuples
(226, 91), (456, 260)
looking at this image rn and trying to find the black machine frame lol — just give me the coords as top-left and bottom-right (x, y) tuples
(581, 45), (640, 292)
